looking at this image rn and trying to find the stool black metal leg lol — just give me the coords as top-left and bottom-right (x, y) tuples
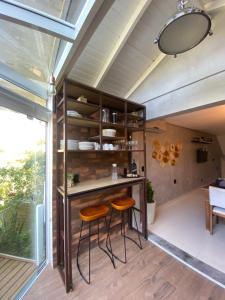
(77, 221), (91, 284)
(106, 206), (142, 265)
(88, 221), (91, 284)
(121, 208), (143, 250)
(106, 209), (116, 263)
(122, 211), (127, 263)
(132, 208), (143, 249)
(107, 209), (127, 264)
(102, 217), (115, 268)
(97, 217), (115, 267)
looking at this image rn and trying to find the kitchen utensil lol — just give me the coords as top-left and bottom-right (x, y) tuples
(60, 139), (79, 150)
(112, 112), (118, 124)
(78, 141), (94, 150)
(112, 163), (118, 180)
(102, 108), (110, 123)
(94, 142), (100, 150)
(103, 143), (109, 150)
(77, 95), (87, 103)
(102, 129), (116, 137)
(67, 110), (82, 118)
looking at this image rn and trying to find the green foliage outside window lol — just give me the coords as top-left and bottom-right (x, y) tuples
(0, 150), (45, 258)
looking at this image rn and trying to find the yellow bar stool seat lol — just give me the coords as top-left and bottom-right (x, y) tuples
(80, 205), (109, 222)
(111, 197), (135, 211)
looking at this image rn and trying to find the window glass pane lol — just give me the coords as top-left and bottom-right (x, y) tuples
(0, 106), (46, 298)
(16, 0), (70, 20)
(0, 79), (46, 107)
(0, 19), (59, 86)
(16, 0), (85, 23)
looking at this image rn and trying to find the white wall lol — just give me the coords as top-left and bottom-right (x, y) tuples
(130, 8), (225, 120)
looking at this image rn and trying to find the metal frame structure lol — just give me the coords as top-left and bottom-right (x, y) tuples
(0, 63), (47, 100)
(0, 0), (76, 42)
(0, 0), (114, 101)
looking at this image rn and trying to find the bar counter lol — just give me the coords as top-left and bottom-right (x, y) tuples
(57, 175), (146, 292)
(65, 176), (146, 197)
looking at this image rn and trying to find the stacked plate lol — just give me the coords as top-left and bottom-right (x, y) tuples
(102, 129), (116, 137)
(79, 141), (94, 150)
(60, 139), (79, 150)
(67, 110), (82, 118)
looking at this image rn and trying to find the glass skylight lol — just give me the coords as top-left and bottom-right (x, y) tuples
(16, 0), (86, 24)
(0, 0), (87, 103)
(0, 79), (46, 106)
(0, 19), (59, 86)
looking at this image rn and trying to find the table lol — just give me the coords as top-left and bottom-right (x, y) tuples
(57, 176), (146, 292)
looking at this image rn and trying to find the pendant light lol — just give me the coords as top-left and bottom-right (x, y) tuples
(47, 74), (56, 96)
(154, 0), (212, 56)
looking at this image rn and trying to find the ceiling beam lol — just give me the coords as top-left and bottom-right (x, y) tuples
(54, 0), (115, 85)
(93, 0), (152, 88)
(123, 0), (225, 100)
(204, 0), (225, 12)
(0, 62), (47, 99)
(0, 0), (75, 42)
(124, 53), (166, 99)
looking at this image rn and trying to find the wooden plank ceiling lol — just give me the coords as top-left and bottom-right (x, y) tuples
(68, 0), (221, 101)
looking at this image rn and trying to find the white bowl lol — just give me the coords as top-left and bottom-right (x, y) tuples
(78, 141), (94, 150)
(102, 129), (116, 137)
(67, 110), (82, 118)
(60, 140), (79, 150)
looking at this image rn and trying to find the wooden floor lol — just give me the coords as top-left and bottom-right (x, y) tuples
(25, 232), (225, 300)
(0, 256), (36, 299)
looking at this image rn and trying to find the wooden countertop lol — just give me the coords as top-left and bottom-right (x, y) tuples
(64, 176), (145, 197)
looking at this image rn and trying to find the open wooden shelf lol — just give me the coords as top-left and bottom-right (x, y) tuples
(57, 149), (144, 153)
(102, 122), (125, 129)
(67, 99), (99, 115)
(191, 140), (212, 144)
(89, 135), (125, 141)
(127, 113), (144, 121)
(67, 116), (99, 127)
(55, 79), (147, 293)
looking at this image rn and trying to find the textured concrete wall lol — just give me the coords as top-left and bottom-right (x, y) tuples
(145, 121), (222, 206)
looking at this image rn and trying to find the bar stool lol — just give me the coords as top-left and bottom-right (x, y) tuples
(106, 197), (142, 264)
(76, 204), (115, 284)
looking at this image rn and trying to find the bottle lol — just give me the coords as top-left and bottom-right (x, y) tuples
(131, 159), (137, 175)
(112, 112), (117, 124)
(112, 163), (118, 180)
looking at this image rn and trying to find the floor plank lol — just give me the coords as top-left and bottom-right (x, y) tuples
(24, 232), (225, 300)
(0, 256), (36, 299)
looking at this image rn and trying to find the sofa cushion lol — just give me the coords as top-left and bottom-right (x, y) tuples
(213, 206), (225, 215)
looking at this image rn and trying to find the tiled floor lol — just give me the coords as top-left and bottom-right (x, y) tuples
(149, 188), (225, 274)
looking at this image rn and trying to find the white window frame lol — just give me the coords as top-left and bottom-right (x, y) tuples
(0, 86), (53, 265)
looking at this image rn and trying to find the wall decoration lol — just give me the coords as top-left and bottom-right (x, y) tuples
(152, 140), (182, 167)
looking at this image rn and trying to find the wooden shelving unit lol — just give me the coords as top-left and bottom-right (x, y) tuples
(54, 79), (146, 293)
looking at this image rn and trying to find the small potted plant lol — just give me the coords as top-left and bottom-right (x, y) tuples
(67, 173), (74, 188)
(146, 179), (156, 224)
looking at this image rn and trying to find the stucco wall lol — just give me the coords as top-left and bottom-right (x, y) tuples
(146, 121), (222, 206)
